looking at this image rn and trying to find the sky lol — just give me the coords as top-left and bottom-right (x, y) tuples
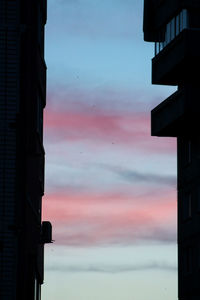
(42, 1), (178, 299)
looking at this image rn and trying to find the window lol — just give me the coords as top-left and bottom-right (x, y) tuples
(179, 138), (192, 166)
(171, 18), (175, 40)
(197, 186), (200, 212)
(183, 192), (192, 220)
(184, 139), (192, 165)
(0, 241), (3, 252)
(166, 22), (171, 44)
(180, 9), (188, 31)
(155, 9), (189, 55)
(198, 243), (200, 268)
(37, 94), (43, 141)
(183, 247), (193, 275)
(175, 14), (180, 36)
(186, 140), (192, 164)
(38, 4), (44, 54)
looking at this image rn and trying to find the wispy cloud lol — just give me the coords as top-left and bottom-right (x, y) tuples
(46, 262), (177, 273)
(44, 104), (176, 154)
(43, 189), (176, 246)
(43, 85), (177, 247)
(99, 164), (176, 187)
(45, 109), (146, 142)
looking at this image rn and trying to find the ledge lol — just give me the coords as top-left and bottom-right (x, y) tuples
(152, 29), (200, 85)
(151, 86), (200, 137)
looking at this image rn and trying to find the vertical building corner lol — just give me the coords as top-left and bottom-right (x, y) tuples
(0, 1), (52, 299)
(144, 0), (200, 299)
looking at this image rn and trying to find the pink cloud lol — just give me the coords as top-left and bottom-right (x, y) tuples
(43, 87), (177, 246)
(45, 109), (145, 140)
(43, 188), (177, 246)
(44, 106), (176, 154)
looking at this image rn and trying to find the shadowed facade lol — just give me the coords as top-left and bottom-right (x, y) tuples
(0, 1), (52, 299)
(144, 1), (200, 299)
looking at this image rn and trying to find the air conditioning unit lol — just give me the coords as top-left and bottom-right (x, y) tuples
(41, 221), (52, 244)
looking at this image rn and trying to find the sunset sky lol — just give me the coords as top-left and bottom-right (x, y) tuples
(42, 1), (178, 299)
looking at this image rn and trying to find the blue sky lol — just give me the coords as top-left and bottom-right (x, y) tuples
(42, 1), (178, 299)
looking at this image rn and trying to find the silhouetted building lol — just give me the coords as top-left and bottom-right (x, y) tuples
(0, 1), (52, 299)
(144, 1), (200, 299)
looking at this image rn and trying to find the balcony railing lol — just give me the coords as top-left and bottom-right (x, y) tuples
(155, 9), (188, 55)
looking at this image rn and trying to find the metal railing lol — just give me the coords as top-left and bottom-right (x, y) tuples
(155, 9), (188, 55)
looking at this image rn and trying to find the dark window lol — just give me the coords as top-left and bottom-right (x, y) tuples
(37, 94), (43, 141)
(188, 140), (192, 163)
(183, 247), (193, 275)
(175, 14), (180, 36)
(171, 18), (175, 40)
(183, 192), (192, 220)
(166, 23), (171, 44)
(182, 139), (192, 166)
(0, 241), (3, 252)
(197, 186), (200, 212)
(38, 5), (44, 55)
(181, 9), (188, 30)
(198, 243), (200, 268)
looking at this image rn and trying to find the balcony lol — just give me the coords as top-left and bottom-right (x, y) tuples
(152, 29), (200, 85)
(151, 86), (200, 137)
(144, 0), (200, 42)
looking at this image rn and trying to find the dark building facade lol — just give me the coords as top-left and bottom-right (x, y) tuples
(144, 1), (200, 299)
(0, 1), (51, 299)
